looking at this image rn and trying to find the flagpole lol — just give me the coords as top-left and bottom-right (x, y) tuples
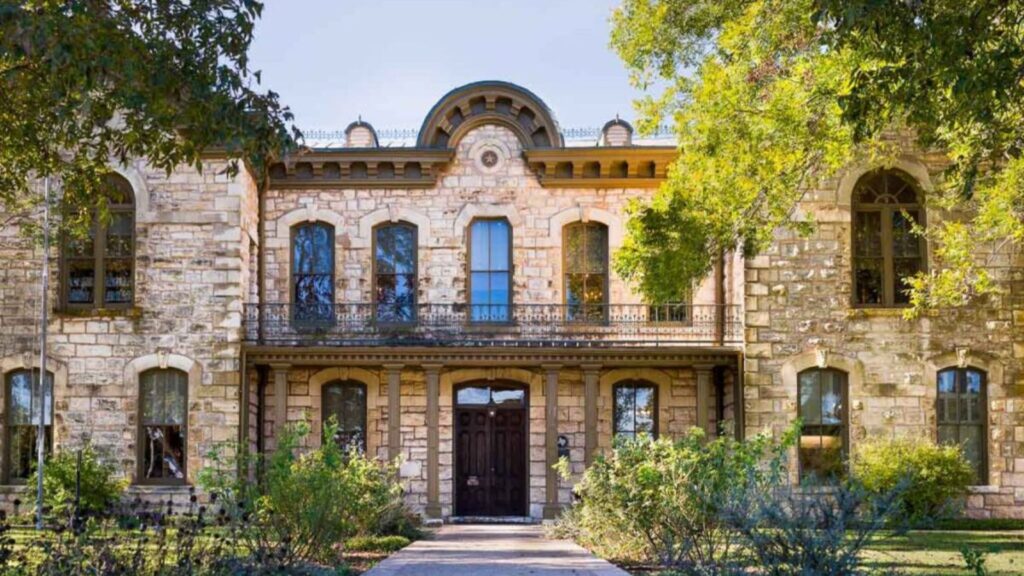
(36, 177), (50, 530)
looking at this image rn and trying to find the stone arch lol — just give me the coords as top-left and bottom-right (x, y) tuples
(273, 205), (346, 247)
(837, 156), (936, 208)
(452, 203), (523, 237)
(307, 367), (382, 455)
(418, 81), (563, 150)
(545, 205), (625, 248)
(599, 368), (675, 438)
(354, 207), (432, 249)
(441, 367), (543, 405)
(110, 162), (151, 221)
(924, 350), (1002, 487)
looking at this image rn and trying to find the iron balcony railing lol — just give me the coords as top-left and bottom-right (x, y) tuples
(243, 303), (742, 347)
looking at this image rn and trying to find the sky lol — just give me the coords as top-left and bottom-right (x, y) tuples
(248, 0), (646, 133)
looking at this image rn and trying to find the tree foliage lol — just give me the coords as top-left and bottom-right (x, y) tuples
(0, 0), (297, 233)
(611, 0), (1024, 311)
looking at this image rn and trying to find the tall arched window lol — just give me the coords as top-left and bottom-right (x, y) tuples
(798, 368), (848, 482)
(291, 222), (335, 324)
(374, 222), (417, 323)
(937, 367), (987, 483)
(139, 368), (188, 484)
(4, 369), (53, 483)
(322, 381), (367, 453)
(63, 173), (135, 309)
(613, 381), (658, 439)
(468, 218), (512, 323)
(563, 222), (608, 322)
(852, 169), (925, 307)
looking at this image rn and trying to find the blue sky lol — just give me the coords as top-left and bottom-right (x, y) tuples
(249, 0), (645, 132)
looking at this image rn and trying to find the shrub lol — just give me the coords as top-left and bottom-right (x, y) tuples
(345, 535), (411, 553)
(852, 436), (973, 524)
(565, 427), (792, 572)
(27, 443), (127, 519)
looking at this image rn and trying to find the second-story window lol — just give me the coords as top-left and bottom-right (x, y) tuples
(374, 223), (417, 323)
(563, 222), (608, 321)
(853, 169), (925, 307)
(62, 173), (135, 309)
(292, 222), (335, 324)
(469, 218), (511, 322)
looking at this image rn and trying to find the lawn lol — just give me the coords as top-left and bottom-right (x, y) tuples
(863, 530), (1024, 575)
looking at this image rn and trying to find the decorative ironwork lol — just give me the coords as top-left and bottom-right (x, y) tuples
(300, 125), (677, 146)
(244, 303), (741, 347)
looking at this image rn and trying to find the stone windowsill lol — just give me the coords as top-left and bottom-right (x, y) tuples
(844, 307), (935, 319)
(56, 306), (144, 320)
(967, 485), (1001, 494)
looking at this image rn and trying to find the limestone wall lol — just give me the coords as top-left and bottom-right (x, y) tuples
(0, 159), (257, 499)
(743, 144), (1024, 517)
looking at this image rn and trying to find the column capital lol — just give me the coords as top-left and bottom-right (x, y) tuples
(420, 363), (444, 373)
(383, 363), (405, 373)
(693, 363), (717, 373)
(581, 363), (602, 374)
(269, 363), (292, 372)
(541, 363), (563, 373)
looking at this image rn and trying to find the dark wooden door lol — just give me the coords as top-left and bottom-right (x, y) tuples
(455, 405), (526, 516)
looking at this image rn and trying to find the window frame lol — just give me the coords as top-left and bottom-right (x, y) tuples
(3, 369), (54, 485)
(936, 366), (988, 484)
(466, 217), (514, 324)
(321, 380), (368, 454)
(371, 221), (418, 326)
(136, 368), (189, 486)
(60, 174), (136, 311)
(612, 381), (659, 440)
(562, 221), (610, 323)
(290, 221), (336, 327)
(851, 169), (927, 308)
(796, 367), (850, 483)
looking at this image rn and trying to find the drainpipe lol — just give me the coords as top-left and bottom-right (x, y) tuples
(715, 250), (726, 345)
(257, 174), (267, 346)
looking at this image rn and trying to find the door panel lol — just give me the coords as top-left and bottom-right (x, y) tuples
(454, 403), (526, 517)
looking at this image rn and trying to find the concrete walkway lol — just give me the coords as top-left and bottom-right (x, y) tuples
(364, 524), (630, 576)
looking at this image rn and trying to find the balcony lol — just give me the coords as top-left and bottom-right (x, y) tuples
(243, 303), (742, 348)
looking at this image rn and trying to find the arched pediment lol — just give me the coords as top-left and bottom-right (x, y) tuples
(418, 81), (563, 150)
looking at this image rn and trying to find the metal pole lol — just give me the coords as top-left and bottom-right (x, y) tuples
(36, 177), (50, 530)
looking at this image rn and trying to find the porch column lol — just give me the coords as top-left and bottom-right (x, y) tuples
(271, 363), (290, 438)
(423, 363), (442, 519)
(582, 364), (601, 467)
(695, 364), (714, 440)
(543, 364), (562, 519)
(385, 363), (404, 461)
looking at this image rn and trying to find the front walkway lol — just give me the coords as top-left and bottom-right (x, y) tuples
(364, 524), (630, 576)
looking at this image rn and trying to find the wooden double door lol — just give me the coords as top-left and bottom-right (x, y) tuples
(454, 384), (527, 517)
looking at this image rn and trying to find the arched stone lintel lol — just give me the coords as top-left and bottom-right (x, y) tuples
(270, 205), (346, 250)
(124, 352), (201, 388)
(837, 156), (936, 208)
(452, 203), (524, 236)
(110, 162), (151, 221)
(544, 205), (625, 248)
(353, 207), (433, 249)
(599, 367), (675, 437)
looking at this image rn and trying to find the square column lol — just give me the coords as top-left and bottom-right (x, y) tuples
(695, 364), (714, 440)
(385, 363), (404, 461)
(423, 363), (442, 519)
(582, 364), (601, 466)
(543, 364), (562, 519)
(271, 363), (291, 438)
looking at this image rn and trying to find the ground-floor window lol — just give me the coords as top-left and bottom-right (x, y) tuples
(4, 369), (53, 483)
(139, 368), (187, 484)
(613, 381), (657, 440)
(798, 368), (848, 483)
(937, 367), (987, 483)
(322, 380), (367, 453)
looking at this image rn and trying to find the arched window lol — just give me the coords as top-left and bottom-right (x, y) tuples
(139, 368), (187, 484)
(4, 369), (53, 483)
(798, 368), (848, 482)
(852, 170), (925, 306)
(468, 218), (512, 323)
(374, 222), (417, 323)
(291, 222), (335, 324)
(613, 381), (658, 439)
(563, 222), (608, 322)
(322, 381), (367, 453)
(937, 367), (986, 483)
(63, 173), (135, 309)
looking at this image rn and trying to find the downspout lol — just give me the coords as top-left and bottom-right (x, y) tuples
(714, 365), (725, 438)
(715, 250), (726, 345)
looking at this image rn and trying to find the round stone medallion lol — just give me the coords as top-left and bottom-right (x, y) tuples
(481, 150), (499, 168)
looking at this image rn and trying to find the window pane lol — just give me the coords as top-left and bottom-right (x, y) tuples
(66, 228), (94, 257)
(564, 226), (584, 273)
(141, 370), (186, 425)
(854, 211), (882, 256)
(798, 371), (821, 425)
(893, 258), (921, 305)
(959, 425), (983, 482)
(143, 425), (185, 480)
(492, 389), (525, 406)
(456, 387), (491, 405)
(106, 212), (133, 257)
(323, 382), (366, 452)
(892, 211), (920, 257)
(614, 386), (636, 436)
(67, 260), (96, 304)
(470, 222), (490, 270)
(488, 220), (510, 270)
(104, 259), (133, 304)
(585, 225), (608, 273)
(821, 371), (844, 426)
(375, 225), (416, 275)
(634, 386), (655, 435)
(294, 224), (333, 275)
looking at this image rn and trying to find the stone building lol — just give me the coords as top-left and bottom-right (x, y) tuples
(0, 81), (1020, 519)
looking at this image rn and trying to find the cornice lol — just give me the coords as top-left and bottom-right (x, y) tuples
(243, 345), (741, 368)
(268, 148), (454, 189)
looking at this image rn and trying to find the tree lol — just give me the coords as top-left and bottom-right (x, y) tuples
(610, 0), (1024, 313)
(0, 0), (297, 233)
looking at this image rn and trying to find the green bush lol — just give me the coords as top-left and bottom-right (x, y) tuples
(852, 437), (973, 524)
(28, 444), (127, 518)
(344, 535), (411, 553)
(563, 427), (791, 570)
